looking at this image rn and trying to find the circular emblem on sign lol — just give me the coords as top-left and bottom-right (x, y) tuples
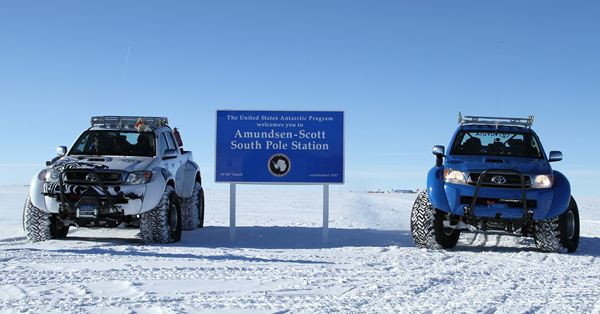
(491, 175), (507, 185)
(268, 154), (291, 177)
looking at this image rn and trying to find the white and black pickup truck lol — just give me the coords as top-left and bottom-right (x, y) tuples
(24, 116), (205, 243)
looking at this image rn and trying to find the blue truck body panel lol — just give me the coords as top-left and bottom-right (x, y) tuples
(427, 166), (451, 212)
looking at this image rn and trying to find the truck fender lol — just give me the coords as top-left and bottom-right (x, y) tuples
(427, 166), (451, 213)
(139, 167), (171, 213)
(176, 160), (200, 198)
(545, 170), (571, 219)
(29, 170), (48, 212)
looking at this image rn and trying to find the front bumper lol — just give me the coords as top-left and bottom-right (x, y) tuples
(444, 183), (553, 220)
(42, 182), (146, 216)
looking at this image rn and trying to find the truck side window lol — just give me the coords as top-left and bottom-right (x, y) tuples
(158, 133), (169, 154)
(166, 132), (177, 150)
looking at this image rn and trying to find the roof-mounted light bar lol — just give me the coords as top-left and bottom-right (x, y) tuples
(458, 112), (534, 128)
(90, 116), (169, 130)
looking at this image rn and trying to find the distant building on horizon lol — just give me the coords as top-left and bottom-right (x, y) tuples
(391, 189), (417, 194)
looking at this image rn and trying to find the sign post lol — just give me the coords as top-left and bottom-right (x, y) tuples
(230, 183), (236, 242)
(323, 184), (329, 244)
(216, 110), (344, 244)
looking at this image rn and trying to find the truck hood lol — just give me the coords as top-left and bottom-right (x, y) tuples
(444, 155), (551, 175)
(53, 156), (155, 173)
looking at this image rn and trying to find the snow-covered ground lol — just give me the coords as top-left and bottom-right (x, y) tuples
(0, 185), (599, 313)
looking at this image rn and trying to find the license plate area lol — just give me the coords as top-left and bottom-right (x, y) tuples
(460, 196), (537, 209)
(77, 197), (99, 218)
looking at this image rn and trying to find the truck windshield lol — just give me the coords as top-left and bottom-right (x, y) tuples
(69, 131), (156, 157)
(451, 130), (542, 158)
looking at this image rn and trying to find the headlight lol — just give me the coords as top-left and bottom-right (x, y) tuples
(531, 174), (554, 189)
(125, 171), (152, 185)
(44, 169), (60, 182)
(444, 168), (467, 185)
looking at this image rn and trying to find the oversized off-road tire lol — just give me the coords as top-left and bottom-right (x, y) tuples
(140, 185), (182, 244)
(182, 182), (205, 230)
(534, 197), (580, 253)
(23, 196), (69, 242)
(411, 191), (460, 249)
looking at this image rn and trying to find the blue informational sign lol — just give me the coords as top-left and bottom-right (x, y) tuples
(216, 110), (344, 183)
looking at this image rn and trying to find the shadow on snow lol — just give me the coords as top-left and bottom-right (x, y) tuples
(56, 226), (413, 249)
(5, 226), (600, 257)
(177, 226), (413, 249)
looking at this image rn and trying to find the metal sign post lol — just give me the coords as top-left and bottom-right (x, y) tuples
(322, 184), (329, 245)
(230, 183), (236, 242)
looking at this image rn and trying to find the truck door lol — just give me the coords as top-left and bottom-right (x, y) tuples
(158, 131), (178, 177)
(165, 132), (184, 183)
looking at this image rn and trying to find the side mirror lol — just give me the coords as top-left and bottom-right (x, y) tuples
(548, 151), (563, 162)
(162, 148), (178, 160)
(432, 145), (445, 167)
(432, 145), (445, 156)
(56, 146), (67, 156)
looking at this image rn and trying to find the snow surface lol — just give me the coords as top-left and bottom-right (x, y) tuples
(0, 185), (600, 313)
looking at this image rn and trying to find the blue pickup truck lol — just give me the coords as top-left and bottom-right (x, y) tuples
(411, 114), (579, 253)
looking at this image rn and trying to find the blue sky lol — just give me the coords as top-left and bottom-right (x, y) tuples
(0, 1), (599, 196)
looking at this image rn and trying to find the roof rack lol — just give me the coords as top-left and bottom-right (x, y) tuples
(90, 116), (169, 130)
(458, 112), (534, 128)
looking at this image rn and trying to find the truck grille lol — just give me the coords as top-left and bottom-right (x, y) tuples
(63, 170), (123, 185)
(468, 173), (531, 188)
